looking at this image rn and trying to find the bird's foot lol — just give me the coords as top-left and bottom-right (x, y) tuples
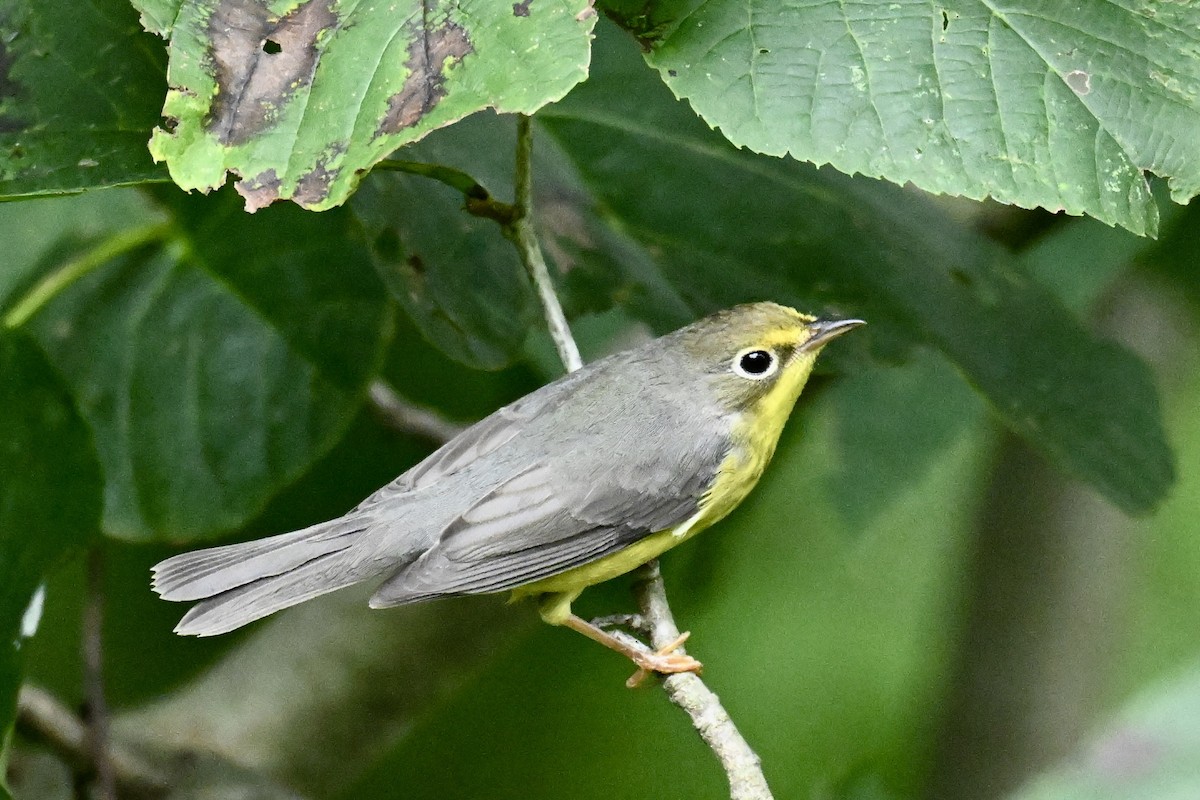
(626, 631), (702, 689)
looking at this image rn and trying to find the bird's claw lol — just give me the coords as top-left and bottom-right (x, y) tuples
(625, 631), (702, 688)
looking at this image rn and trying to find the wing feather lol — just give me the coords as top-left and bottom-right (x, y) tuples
(370, 350), (733, 606)
(371, 450), (724, 606)
(353, 367), (596, 511)
(371, 523), (635, 605)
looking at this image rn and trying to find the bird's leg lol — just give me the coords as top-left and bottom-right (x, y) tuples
(560, 614), (702, 685)
(536, 591), (701, 686)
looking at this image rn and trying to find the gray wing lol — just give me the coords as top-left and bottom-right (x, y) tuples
(352, 365), (599, 512)
(370, 428), (727, 605)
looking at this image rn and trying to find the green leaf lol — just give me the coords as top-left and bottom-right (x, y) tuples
(17, 190), (392, 541)
(1006, 663), (1200, 800)
(1139, 198), (1200, 313)
(1020, 217), (1154, 314)
(525, 122), (697, 332)
(538, 29), (1174, 514)
(138, 0), (596, 211)
(1018, 183), (1188, 314)
(0, 332), (102, 785)
(133, 0), (184, 37)
(351, 114), (693, 368)
(610, 0), (1200, 236)
(354, 169), (537, 369)
(0, 0), (169, 197)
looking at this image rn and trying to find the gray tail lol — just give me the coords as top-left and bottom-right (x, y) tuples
(152, 518), (389, 637)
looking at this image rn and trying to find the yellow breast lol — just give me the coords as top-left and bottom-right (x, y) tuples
(689, 356), (808, 531)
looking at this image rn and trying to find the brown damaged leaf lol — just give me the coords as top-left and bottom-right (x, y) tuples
(207, 0), (337, 146)
(148, 0), (595, 210)
(237, 168), (280, 211)
(239, 142), (347, 211)
(379, 17), (473, 135)
(292, 143), (347, 206)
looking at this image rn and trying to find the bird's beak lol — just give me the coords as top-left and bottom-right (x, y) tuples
(799, 318), (866, 352)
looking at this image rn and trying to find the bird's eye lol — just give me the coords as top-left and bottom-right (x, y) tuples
(732, 348), (778, 379)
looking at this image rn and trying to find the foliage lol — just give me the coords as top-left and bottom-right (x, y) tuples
(0, 334), (102, 799)
(132, 0), (595, 210)
(613, 0), (1200, 236)
(2, 0), (1200, 798)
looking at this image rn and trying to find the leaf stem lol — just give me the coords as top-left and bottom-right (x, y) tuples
(375, 159), (517, 225)
(503, 113), (771, 800)
(2, 222), (172, 330)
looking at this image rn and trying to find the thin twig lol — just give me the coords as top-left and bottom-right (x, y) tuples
(17, 684), (167, 798)
(368, 381), (466, 443)
(82, 549), (116, 800)
(634, 563), (774, 800)
(504, 114), (582, 372)
(504, 113), (772, 800)
(590, 613), (648, 632)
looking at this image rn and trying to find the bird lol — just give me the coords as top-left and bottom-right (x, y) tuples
(153, 302), (862, 678)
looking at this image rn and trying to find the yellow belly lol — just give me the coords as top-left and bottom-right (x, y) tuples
(514, 527), (695, 600)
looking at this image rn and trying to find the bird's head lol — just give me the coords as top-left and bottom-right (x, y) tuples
(676, 302), (864, 414)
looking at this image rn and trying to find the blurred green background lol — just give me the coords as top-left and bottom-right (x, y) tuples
(3, 3), (1200, 800)
(8, 189), (1200, 800)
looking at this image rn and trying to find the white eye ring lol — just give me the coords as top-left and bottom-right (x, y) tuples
(731, 347), (779, 380)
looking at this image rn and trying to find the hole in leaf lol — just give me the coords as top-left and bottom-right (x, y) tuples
(262, 39), (282, 55)
(941, 10), (949, 30)
(758, 48), (769, 55)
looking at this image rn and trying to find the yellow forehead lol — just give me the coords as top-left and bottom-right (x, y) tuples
(681, 302), (821, 362)
(753, 323), (815, 351)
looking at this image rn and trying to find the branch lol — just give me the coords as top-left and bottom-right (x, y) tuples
(502, 113), (773, 800)
(16, 684), (167, 799)
(367, 381), (466, 443)
(503, 114), (582, 372)
(81, 549), (116, 800)
(375, 159), (517, 226)
(634, 563), (773, 800)
(926, 433), (1131, 799)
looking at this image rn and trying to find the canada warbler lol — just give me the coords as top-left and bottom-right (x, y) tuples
(153, 302), (862, 677)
